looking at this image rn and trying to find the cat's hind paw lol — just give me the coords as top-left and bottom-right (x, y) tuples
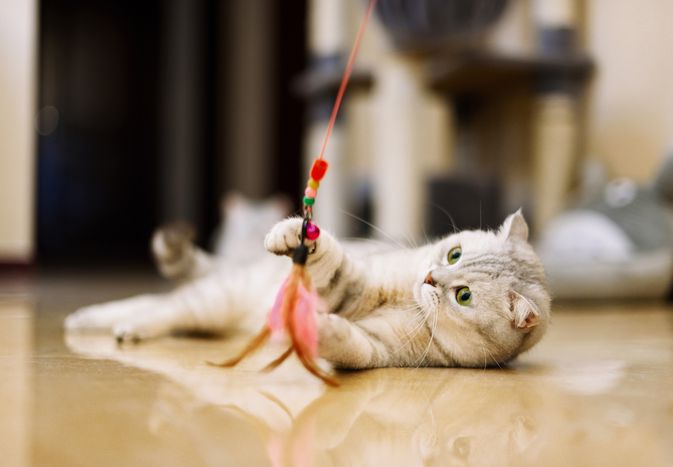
(152, 222), (197, 280)
(64, 306), (108, 331)
(64, 295), (160, 333)
(65, 303), (135, 332)
(113, 319), (166, 344)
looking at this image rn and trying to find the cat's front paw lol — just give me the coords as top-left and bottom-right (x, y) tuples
(264, 218), (316, 256)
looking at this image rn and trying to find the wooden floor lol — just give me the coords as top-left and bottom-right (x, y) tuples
(1, 272), (673, 466)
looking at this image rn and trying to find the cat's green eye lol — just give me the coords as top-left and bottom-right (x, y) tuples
(447, 246), (462, 265)
(455, 287), (472, 306)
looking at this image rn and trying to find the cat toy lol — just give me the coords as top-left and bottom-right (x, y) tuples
(213, 0), (378, 386)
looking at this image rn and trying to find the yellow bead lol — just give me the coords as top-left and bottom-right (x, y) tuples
(308, 179), (319, 190)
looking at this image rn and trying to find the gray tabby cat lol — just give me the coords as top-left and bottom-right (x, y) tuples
(65, 211), (550, 369)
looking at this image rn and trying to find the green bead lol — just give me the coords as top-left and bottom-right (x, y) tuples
(303, 196), (315, 206)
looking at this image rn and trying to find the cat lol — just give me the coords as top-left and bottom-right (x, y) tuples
(65, 210), (551, 369)
(151, 192), (290, 281)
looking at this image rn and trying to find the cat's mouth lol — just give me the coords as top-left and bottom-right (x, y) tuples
(415, 280), (441, 315)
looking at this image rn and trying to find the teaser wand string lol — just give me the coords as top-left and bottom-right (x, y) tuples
(213, 0), (378, 386)
(318, 0), (377, 162)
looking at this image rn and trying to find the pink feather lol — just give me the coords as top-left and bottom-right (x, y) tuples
(267, 279), (288, 335)
(291, 282), (319, 358)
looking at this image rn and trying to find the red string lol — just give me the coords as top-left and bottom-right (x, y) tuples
(317, 0), (377, 161)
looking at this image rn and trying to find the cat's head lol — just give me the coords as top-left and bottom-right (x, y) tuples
(216, 192), (291, 262)
(414, 210), (550, 367)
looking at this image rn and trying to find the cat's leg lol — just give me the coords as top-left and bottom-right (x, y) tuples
(152, 222), (217, 281)
(265, 217), (372, 318)
(66, 268), (270, 342)
(65, 294), (164, 332)
(316, 309), (426, 369)
(316, 314), (390, 369)
(110, 296), (193, 342)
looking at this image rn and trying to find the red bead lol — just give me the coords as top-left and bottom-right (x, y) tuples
(310, 159), (328, 181)
(305, 221), (320, 240)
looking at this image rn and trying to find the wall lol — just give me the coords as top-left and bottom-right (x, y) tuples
(355, 0), (673, 194)
(489, 0), (673, 182)
(586, 0), (673, 181)
(0, 0), (37, 262)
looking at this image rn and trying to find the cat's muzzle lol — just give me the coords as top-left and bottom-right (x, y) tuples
(423, 272), (436, 287)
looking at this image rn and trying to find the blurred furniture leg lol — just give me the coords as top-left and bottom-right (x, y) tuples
(532, 93), (578, 232)
(222, 0), (276, 199)
(532, 0), (582, 232)
(160, 0), (207, 226)
(372, 57), (425, 243)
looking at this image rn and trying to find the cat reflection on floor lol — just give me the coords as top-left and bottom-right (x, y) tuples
(65, 200), (551, 370)
(65, 334), (657, 467)
(65, 332), (544, 466)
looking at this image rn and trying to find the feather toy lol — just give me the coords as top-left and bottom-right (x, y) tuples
(212, 0), (378, 386)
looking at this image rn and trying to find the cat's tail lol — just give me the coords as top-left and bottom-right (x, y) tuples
(152, 222), (216, 281)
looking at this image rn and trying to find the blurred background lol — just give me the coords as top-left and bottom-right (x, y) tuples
(1, 0), (673, 300)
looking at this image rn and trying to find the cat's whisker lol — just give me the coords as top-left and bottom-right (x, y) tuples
(407, 229), (421, 249)
(397, 320), (426, 344)
(415, 308), (438, 367)
(393, 308), (429, 355)
(341, 237), (390, 248)
(395, 312), (429, 353)
(426, 310), (440, 364)
(396, 227), (416, 249)
(402, 311), (425, 323)
(426, 202), (459, 234)
(404, 232), (417, 249)
(339, 210), (408, 249)
(485, 347), (503, 370)
(481, 344), (488, 371)
(420, 226), (431, 246)
(395, 304), (423, 314)
(404, 311), (423, 324)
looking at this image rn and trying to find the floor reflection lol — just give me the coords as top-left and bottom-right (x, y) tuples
(65, 311), (673, 467)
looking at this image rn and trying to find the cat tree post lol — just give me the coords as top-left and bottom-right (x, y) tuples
(532, 0), (582, 232)
(369, 0), (512, 241)
(371, 56), (426, 243)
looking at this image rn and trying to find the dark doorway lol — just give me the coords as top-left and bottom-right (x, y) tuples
(37, 0), (164, 264)
(36, 0), (306, 266)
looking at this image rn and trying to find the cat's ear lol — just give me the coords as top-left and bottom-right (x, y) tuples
(268, 194), (292, 216)
(509, 291), (539, 330)
(222, 191), (250, 215)
(500, 209), (529, 242)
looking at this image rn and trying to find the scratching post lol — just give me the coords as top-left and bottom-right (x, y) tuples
(371, 56), (425, 243)
(532, 0), (582, 232)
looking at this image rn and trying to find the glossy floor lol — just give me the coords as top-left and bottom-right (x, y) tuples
(1, 272), (673, 466)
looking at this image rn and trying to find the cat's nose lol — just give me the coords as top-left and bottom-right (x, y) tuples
(423, 272), (436, 287)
